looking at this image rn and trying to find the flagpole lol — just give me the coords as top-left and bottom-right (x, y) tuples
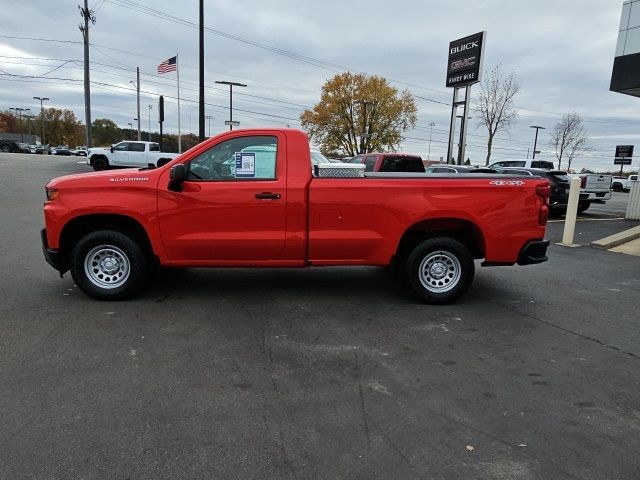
(177, 52), (181, 154)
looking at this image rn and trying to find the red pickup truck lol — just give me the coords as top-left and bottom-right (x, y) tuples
(41, 128), (550, 304)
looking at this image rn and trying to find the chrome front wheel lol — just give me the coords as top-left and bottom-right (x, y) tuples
(84, 245), (131, 289)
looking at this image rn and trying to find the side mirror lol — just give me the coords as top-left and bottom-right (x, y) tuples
(110, 145), (114, 153)
(168, 164), (187, 192)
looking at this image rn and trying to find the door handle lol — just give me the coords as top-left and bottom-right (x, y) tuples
(255, 192), (281, 200)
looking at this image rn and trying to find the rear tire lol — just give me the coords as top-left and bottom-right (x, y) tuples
(577, 202), (590, 213)
(612, 183), (623, 192)
(70, 230), (148, 300)
(92, 157), (108, 171)
(404, 237), (475, 304)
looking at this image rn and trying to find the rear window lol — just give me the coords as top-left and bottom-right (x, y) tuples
(364, 155), (377, 172)
(499, 169), (530, 176)
(531, 160), (554, 169)
(129, 143), (145, 152)
(149, 143), (160, 152)
(380, 156), (425, 173)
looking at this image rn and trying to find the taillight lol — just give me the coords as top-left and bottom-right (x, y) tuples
(580, 175), (587, 188)
(535, 183), (550, 226)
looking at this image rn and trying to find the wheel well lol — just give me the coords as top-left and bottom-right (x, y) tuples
(395, 218), (485, 263)
(89, 154), (108, 166)
(58, 214), (155, 269)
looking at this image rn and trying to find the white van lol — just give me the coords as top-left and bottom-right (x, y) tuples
(488, 159), (555, 170)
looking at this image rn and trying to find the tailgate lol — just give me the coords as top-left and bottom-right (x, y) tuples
(583, 175), (612, 191)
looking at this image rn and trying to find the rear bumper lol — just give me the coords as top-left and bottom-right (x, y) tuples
(517, 239), (550, 265)
(41, 229), (66, 276)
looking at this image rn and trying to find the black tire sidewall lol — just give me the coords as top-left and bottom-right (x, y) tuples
(404, 237), (475, 304)
(70, 230), (147, 300)
(92, 158), (108, 171)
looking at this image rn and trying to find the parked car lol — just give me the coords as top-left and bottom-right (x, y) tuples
(495, 167), (579, 213)
(16, 143), (31, 153)
(75, 146), (88, 157)
(611, 175), (638, 192)
(0, 138), (20, 153)
(52, 145), (72, 156)
(348, 153), (425, 172)
(425, 164), (497, 174)
(569, 173), (613, 212)
(35, 145), (51, 155)
(488, 159), (555, 170)
(86, 140), (179, 170)
(41, 128), (550, 304)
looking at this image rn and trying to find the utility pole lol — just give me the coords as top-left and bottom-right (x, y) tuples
(530, 125), (545, 159)
(358, 100), (375, 154)
(198, 0), (205, 142)
(9, 107), (30, 142)
(205, 115), (214, 137)
(79, 0), (95, 147)
(427, 122), (435, 161)
(215, 80), (247, 130)
(33, 96), (49, 146)
(130, 68), (141, 140)
(148, 104), (153, 141)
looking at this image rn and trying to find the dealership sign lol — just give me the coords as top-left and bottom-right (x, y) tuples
(446, 31), (486, 88)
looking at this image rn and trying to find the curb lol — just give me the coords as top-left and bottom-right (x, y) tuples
(591, 225), (640, 250)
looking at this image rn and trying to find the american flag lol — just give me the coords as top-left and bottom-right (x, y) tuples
(157, 56), (177, 74)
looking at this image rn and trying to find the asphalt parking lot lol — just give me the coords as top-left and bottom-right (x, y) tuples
(1, 153), (640, 479)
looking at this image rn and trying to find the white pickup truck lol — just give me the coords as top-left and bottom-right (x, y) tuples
(86, 141), (179, 171)
(611, 175), (638, 192)
(569, 173), (613, 213)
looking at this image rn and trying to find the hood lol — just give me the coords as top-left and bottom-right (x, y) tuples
(46, 167), (160, 189)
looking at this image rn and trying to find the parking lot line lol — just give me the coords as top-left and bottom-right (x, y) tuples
(548, 217), (625, 223)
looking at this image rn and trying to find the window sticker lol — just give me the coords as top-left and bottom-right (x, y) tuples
(235, 152), (256, 178)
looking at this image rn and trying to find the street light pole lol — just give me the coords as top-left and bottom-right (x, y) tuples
(427, 122), (435, 161)
(33, 96), (49, 146)
(215, 80), (247, 130)
(9, 107), (30, 142)
(127, 123), (133, 140)
(530, 125), (545, 159)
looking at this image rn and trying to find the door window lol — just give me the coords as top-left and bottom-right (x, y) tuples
(188, 135), (277, 181)
(113, 142), (129, 151)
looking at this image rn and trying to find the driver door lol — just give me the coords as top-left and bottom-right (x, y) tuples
(157, 133), (287, 263)
(110, 142), (131, 166)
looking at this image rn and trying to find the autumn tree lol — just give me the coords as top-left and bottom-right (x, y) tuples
(300, 72), (417, 156)
(549, 112), (590, 171)
(37, 108), (84, 146)
(475, 64), (520, 165)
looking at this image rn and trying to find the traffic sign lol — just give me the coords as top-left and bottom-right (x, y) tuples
(224, 120), (240, 127)
(614, 158), (632, 165)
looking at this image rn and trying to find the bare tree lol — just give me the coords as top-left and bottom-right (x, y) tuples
(549, 112), (590, 171)
(475, 64), (520, 165)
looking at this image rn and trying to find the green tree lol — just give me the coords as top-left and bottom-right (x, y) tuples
(300, 72), (417, 156)
(39, 108), (84, 146)
(91, 118), (123, 146)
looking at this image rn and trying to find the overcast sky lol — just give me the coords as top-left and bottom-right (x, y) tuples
(0, 0), (636, 171)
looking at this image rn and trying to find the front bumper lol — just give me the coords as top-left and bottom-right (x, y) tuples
(517, 239), (550, 265)
(41, 229), (66, 276)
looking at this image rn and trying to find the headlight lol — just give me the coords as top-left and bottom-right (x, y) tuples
(46, 188), (59, 201)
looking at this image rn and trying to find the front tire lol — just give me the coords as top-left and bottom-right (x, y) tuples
(70, 230), (148, 300)
(92, 157), (108, 171)
(404, 237), (475, 304)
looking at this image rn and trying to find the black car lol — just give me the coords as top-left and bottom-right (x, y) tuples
(52, 145), (72, 156)
(496, 167), (583, 213)
(0, 139), (20, 153)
